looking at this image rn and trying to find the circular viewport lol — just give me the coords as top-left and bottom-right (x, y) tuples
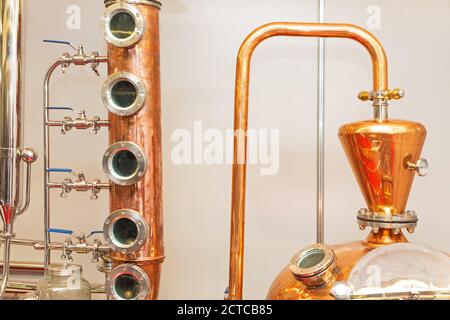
(298, 248), (326, 269)
(112, 150), (138, 178)
(114, 274), (141, 300)
(112, 218), (139, 247)
(111, 80), (138, 109)
(110, 11), (136, 40)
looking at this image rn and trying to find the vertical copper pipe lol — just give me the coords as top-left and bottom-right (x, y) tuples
(107, 4), (164, 300)
(228, 22), (389, 300)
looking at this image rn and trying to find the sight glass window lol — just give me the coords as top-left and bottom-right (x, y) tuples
(299, 249), (326, 269)
(113, 218), (139, 246)
(112, 150), (138, 178)
(115, 274), (141, 300)
(110, 11), (136, 40)
(111, 80), (138, 109)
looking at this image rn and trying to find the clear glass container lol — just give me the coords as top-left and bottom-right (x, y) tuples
(332, 243), (450, 300)
(36, 264), (91, 300)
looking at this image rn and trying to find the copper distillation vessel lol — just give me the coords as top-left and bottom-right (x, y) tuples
(101, 0), (164, 300)
(0, 0), (164, 300)
(227, 22), (450, 300)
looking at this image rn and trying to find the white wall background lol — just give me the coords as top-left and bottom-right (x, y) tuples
(12, 0), (450, 299)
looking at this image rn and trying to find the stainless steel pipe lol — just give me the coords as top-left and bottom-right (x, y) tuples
(0, 0), (23, 213)
(0, 0), (23, 297)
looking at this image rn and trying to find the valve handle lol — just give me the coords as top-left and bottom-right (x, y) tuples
(46, 106), (74, 111)
(48, 228), (74, 235)
(46, 168), (73, 173)
(43, 39), (77, 50)
(358, 88), (405, 102)
(87, 231), (103, 238)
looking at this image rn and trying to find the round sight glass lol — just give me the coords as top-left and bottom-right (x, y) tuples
(113, 218), (139, 246)
(112, 150), (138, 178)
(110, 11), (136, 39)
(111, 80), (138, 109)
(115, 274), (140, 300)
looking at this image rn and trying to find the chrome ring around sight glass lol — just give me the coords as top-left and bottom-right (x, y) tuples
(101, 2), (145, 48)
(103, 141), (148, 186)
(102, 72), (147, 116)
(106, 264), (150, 300)
(104, 209), (149, 254)
(289, 244), (336, 287)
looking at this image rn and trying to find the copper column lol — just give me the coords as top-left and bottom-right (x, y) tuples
(105, 0), (164, 300)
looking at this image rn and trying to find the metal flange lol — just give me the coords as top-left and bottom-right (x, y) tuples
(101, 2), (146, 48)
(106, 264), (150, 300)
(357, 208), (418, 233)
(104, 0), (162, 9)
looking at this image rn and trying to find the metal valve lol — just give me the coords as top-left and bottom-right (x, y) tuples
(47, 229), (108, 262)
(47, 169), (110, 199)
(48, 229), (75, 261)
(43, 40), (107, 76)
(47, 107), (108, 134)
(60, 110), (105, 135)
(407, 158), (429, 177)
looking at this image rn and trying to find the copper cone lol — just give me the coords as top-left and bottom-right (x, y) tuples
(339, 119), (426, 215)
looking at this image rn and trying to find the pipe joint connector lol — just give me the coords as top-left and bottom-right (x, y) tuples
(358, 89), (404, 121)
(358, 88), (405, 102)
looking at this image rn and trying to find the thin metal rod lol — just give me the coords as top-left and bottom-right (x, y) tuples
(0, 224), (14, 296)
(43, 59), (63, 268)
(316, 0), (326, 244)
(16, 162), (31, 216)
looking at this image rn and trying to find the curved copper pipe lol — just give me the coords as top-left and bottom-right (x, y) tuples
(228, 22), (389, 300)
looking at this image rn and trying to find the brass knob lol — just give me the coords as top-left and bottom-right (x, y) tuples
(386, 88), (405, 100)
(358, 91), (370, 101)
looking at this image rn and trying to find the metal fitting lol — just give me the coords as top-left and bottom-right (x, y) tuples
(101, 72), (147, 116)
(358, 88), (405, 102)
(289, 244), (336, 287)
(406, 158), (429, 177)
(104, 0), (162, 8)
(101, 2), (146, 48)
(58, 110), (109, 135)
(48, 172), (110, 200)
(59, 45), (107, 75)
(103, 209), (148, 254)
(357, 208), (418, 233)
(103, 142), (148, 186)
(106, 264), (150, 300)
(20, 148), (38, 164)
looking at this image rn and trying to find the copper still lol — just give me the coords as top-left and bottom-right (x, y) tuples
(227, 22), (450, 300)
(0, 0), (164, 300)
(101, 0), (164, 300)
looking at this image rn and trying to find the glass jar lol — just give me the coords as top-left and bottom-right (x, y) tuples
(36, 264), (91, 300)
